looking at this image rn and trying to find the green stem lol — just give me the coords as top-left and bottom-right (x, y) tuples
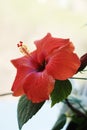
(65, 99), (87, 118)
(70, 77), (87, 80)
(0, 92), (12, 97)
(82, 70), (87, 72)
(78, 103), (87, 114)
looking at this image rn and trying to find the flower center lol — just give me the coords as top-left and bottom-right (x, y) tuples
(37, 60), (46, 72)
(17, 42), (46, 72)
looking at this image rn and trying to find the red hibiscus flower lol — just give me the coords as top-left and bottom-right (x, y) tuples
(11, 33), (80, 103)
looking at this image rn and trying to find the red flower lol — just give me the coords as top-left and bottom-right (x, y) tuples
(11, 33), (80, 103)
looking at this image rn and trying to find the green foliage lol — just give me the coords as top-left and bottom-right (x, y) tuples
(52, 114), (66, 130)
(72, 115), (86, 125)
(51, 80), (72, 106)
(66, 115), (87, 130)
(66, 121), (78, 130)
(17, 95), (45, 130)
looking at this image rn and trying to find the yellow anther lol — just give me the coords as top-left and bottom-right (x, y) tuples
(17, 41), (29, 56)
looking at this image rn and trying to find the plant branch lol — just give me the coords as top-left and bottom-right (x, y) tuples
(65, 99), (87, 118)
(78, 102), (87, 114)
(70, 77), (87, 80)
(0, 92), (12, 97)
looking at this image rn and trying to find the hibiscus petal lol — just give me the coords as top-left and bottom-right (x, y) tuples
(34, 33), (74, 63)
(11, 67), (30, 96)
(46, 49), (80, 80)
(11, 50), (38, 69)
(23, 71), (55, 103)
(11, 51), (38, 96)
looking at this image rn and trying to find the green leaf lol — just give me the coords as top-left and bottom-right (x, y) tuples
(17, 95), (45, 130)
(66, 116), (87, 130)
(72, 115), (87, 125)
(51, 79), (72, 106)
(52, 114), (66, 130)
(66, 121), (78, 130)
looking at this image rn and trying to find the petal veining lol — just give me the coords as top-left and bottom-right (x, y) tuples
(23, 70), (54, 103)
(46, 49), (80, 80)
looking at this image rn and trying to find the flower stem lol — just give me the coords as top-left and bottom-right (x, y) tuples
(78, 103), (87, 114)
(82, 69), (87, 72)
(70, 77), (87, 80)
(0, 92), (12, 97)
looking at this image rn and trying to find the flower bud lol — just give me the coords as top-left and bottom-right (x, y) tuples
(78, 53), (87, 71)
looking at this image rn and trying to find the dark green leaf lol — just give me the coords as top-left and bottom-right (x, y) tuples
(66, 121), (78, 130)
(72, 115), (87, 125)
(52, 114), (66, 130)
(66, 116), (87, 130)
(51, 80), (72, 106)
(17, 95), (45, 130)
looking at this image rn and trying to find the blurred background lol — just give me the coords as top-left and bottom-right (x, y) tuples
(0, 0), (87, 130)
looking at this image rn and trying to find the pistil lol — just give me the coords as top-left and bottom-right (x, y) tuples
(17, 41), (29, 56)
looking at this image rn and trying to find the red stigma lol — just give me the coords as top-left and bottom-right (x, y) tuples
(17, 41), (23, 47)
